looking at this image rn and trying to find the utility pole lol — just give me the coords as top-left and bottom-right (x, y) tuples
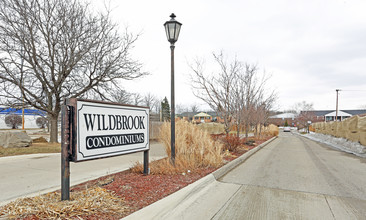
(21, 47), (25, 130)
(335, 89), (340, 121)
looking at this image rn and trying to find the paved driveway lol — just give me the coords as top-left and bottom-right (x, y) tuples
(215, 132), (366, 219)
(126, 132), (366, 219)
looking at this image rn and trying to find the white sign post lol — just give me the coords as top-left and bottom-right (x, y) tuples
(61, 98), (150, 200)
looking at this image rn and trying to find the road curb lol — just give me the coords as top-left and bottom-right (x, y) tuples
(213, 136), (278, 180)
(123, 135), (278, 219)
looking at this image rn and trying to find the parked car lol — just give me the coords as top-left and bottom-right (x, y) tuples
(284, 127), (291, 132)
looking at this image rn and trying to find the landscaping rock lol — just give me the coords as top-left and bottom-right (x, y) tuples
(0, 132), (32, 148)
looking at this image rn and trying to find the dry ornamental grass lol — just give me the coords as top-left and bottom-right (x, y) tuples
(132, 120), (224, 174)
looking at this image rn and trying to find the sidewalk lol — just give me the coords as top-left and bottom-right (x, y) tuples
(123, 137), (277, 220)
(0, 142), (166, 206)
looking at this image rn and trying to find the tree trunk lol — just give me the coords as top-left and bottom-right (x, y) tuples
(236, 123), (240, 137)
(254, 124), (257, 137)
(259, 124), (263, 138)
(245, 122), (249, 139)
(224, 117), (230, 135)
(49, 114), (59, 143)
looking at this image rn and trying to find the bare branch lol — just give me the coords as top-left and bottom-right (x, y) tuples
(0, 0), (148, 142)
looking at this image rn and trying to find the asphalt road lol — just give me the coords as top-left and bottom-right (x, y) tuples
(216, 131), (366, 219)
(128, 132), (366, 219)
(0, 142), (166, 205)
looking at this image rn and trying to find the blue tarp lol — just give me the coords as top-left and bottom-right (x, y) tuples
(0, 108), (46, 116)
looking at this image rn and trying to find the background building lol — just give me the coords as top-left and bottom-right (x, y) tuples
(304, 110), (366, 122)
(0, 108), (45, 129)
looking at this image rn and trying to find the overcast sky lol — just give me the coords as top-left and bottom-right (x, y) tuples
(93, 0), (366, 111)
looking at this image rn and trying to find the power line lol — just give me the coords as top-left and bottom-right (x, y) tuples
(339, 89), (366, 92)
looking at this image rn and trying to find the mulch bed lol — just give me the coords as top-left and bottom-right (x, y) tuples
(4, 136), (273, 220)
(106, 168), (216, 218)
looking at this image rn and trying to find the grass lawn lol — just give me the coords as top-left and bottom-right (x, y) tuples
(0, 143), (61, 157)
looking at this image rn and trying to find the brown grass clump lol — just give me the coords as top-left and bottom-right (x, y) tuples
(0, 142), (60, 157)
(32, 136), (48, 143)
(0, 187), (126, 219)
(265, 124), (279, 136)
(132, 121), (223, 174)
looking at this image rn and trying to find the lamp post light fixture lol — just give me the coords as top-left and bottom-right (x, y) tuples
(164, 13), (182, 165)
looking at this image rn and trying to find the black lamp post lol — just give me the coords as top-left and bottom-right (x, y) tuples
(164, 13), (182, 165)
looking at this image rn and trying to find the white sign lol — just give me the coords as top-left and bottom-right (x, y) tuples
(75, 100), (149, 161)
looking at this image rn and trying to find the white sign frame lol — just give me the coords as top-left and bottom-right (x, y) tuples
(71, 99), (149, 161)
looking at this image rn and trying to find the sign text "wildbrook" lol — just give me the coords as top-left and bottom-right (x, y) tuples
(83, 114), (145, 131)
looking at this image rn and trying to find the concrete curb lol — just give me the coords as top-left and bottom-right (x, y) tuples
(0, 153), (58, 161)
(123, 136), (278, 219)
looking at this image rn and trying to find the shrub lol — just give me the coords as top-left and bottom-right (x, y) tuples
(5, 114), (22, 129)
(132, 121), (223, 174)
(36, 117), (48, 128)
(220, 134), (242, 152)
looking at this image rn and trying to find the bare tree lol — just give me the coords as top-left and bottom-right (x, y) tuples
(143, 93), (158, 112)
(237, 64), (276, 138)
(131, 93), (143, 106)
(175, 104), (185, 114)
(153, 99), (161, 114)
(251, 98), (276, 137)
(190, 103), (200, 113)
(190, 51), (276, 136)
(0, 0), (147, 142)
(296, 111), (317, 130)
(110, 89), (131, 104)
(292, 101), (315, 129)
(291, 101), (314, 115)
(190, 52), (237, 134)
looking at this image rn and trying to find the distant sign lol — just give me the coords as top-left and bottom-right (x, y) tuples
(74, 99), (149, 161)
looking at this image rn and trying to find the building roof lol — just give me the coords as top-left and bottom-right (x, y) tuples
(342, 109), (366, 115)
(269, 112), (296, 119)
(180, 111), (221, 118)
(206, 111), (220, 117)
(179, 112), (199, 117)
(324, 110), (352, 117)
(194, 112), (211, 117)
(0, 108), (46, 116)
(302, 109), (366, 117)
(309, 110), (333, 117)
